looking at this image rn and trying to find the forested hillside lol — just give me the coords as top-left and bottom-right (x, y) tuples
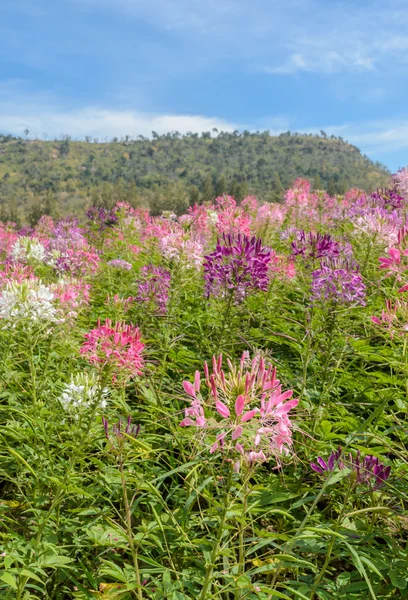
(0, 130), (389, 224)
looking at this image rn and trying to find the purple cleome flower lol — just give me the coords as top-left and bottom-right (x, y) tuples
(292, 231), (344, 261)
(350, 452), (391, 490)
(311, 258), (366, 306)
(203, 234), (271, 302)
(103, 415), (140, 443)
(311, 448), (391, 491)
(371, 188), (405, 211)
(87, 206), (118, 231)
(311, 447), (343, 473)
(107, 259), (133, 271)
(136, 265), (171, 313)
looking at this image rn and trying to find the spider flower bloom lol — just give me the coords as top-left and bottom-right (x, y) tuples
(180, 353), (298, 471)
(311, 447), (343, 473)
(378, 247), (408, 278)
(59, 373), (109, 417)
(311, 449), (391, 491)
(160, 231), (204, 268)
(203, 234), (271, 302)
(80, 319), (144, 382)
(350, 452), (391, 490)
(0, 280), (58, 327)
(54, 248), (101, 276)
(311, 259), (366, 306)
(51, 279), (91, 320)
(102, 415), (140, 443)
(10, 237), (47, 264)
(0, 263), (36, 287)
(87, 206), (118, 231)
(371, 188), (404, 210)
(291, 231), (345, 261)
(107, 259), (133, 271)
(136, 265), (171, 313)
(393, 167), (408, 199)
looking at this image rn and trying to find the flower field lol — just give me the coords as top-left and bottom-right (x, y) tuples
(1, 172), (408, 599)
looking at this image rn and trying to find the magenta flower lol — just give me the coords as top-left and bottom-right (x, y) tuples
(203, 234), (271, 302)
(80, 319), (144, 382)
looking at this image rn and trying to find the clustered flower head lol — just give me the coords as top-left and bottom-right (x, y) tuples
(291, 231), (346, 262)
(59, 373), (108, 417)
(215, 195), (252, 236)
(80, 318), (144, 382)
(393, 167), (408, 199)
(371, 187), (405, 210)
(54, 248), (101, 277)
(87, 206), (118, 231)
(107, 259), (133, 271)
(51, 279), (91, 320)
(0, 280), (58, 327)
(11, 237), (47, 264)
(311, 448), (391, 491)
(136, 264), (171, 313)
(0, 263), (36, 287)
(203, 234), (271, 302)
(311, 259), (366, 306)
(159, 230), (204, 269)
(351, 206), (402, 246)
(102, 415), (140, 444)
(180, 353), (298, 472)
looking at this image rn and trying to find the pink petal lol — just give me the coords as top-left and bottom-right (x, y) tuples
(196, 416), (207, 427)
(371, 316), (381, 324)
(232, 426), (243, 440)
(180, 417), (194, 427)
(183, 381), (196, 397)
(274, 399), (299, 415)
(210, 441), (219, 454)
(194, 370), (201, 392)
(235, 442), (244, 454)
(216, 401), (230, 418)
(389, 248), (401, 262)
(241, 409), (258, 422)
(398, 284), (408, 293)
(235, 394), (245, 416)
(233, 460), (241, 473)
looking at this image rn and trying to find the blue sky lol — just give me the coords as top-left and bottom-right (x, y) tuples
(0, 0), (407, 170)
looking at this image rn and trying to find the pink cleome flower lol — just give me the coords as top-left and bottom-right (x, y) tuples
(52, 280), (91, 320)
(80, 319), (144, 381)
(180, 353), (298, 472)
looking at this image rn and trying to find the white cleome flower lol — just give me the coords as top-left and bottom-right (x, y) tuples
(0, 281), (58, 326)
(11, 237), (47, 263)
(59, 373), (109, 417)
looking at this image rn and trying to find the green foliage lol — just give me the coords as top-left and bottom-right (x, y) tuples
(0, 189), (407, 599)
(0, 131), (389, 223)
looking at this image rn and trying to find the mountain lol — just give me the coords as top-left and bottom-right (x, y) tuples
(0, 131), (390, 224)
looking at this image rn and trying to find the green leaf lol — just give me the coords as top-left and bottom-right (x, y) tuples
(0, 572), (17, 589)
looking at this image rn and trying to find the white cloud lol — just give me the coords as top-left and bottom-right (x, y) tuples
(0, 104), (239, 140)
(322, 119), (408, 155)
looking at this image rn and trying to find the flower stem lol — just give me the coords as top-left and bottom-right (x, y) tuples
(119, 455), (143, 600)
(199, 468), (233, 599)
(216, 292), (234, 353)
